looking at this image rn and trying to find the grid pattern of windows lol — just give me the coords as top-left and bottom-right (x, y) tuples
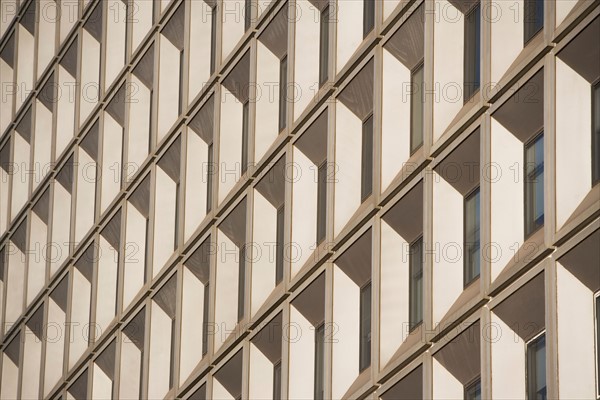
(0, 1), (596, 399)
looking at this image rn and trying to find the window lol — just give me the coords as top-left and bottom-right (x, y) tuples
(245, 0), (251, 31)
(206, 143), (213, 213)
(210, 6), (217, 75)
(359, 282), (371, 372)
(464, 377), (481, 400)
(238, 245), (246, 322)
(279, 56), (288, 132)
(361, 114), (373, 201)
(363, 0), (374, 38)
(169, 316), (176, 389)
(524, 133), (544, 237)
(464, 3), (480, 102)
(149, 88), (154, 153)
(410, 61), (424, 154)
(314, 323), (325, 400)
(273, 361), (282, 400)
(202, 282), (210, 356)
(144, 216), (150, 283)
(409, 237), (423, 330)
(178, 49), (184, 115)
(242, 101), (250, 174)
(174, 181), (180, 250)
(524, 0), (544, 44)
(593, 80), (600, 184)
(319, 6), (329, 87)
(595, 293), (600, 397)
(464, 187), (480, 286)
(275, 205), (284, 285)
(526, 332), (546, 400)
(317, 161), (327, 244)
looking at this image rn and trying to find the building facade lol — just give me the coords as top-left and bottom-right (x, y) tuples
(0, 0), (599, 399)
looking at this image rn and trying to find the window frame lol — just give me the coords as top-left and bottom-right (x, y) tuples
(245, 0), (252, 31)
(241, 100), (250, 174)
(314, 322), (325, 400)
(361, 113), (374, 202)
(463, 186), (481, 287)
(524, 0), (544, 45)
(316, 160), (327, 244)
(206, 142), (214, 213)
(279, 55), (288, 133)
(178, 49), (184, 116)
(464, 376), (481, 400)
(210, 5), (217, 75)
(275, 205), (284, 285)
(202, 281), (210, 356)
(359, 281), (372, 372)
(363, 0), (375, 38)
(463, 2), (481, 103)
(409, 236), (424, 331)
(174, 179), (180, 250)
(595, 291), (600, 399)
(238, 245), (246, 323)
(410, 60), (424, 155)
(524, 130), (545, 238)
(319, 5), (330, 87)
(273, 360), (282, 400)
(525, 331), (547, 400)
(592, 79), (600, 185)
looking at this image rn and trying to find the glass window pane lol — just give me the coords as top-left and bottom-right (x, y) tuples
(202, 283), (209, 356)
(525, 134), (544, 237)
(363, 0), (374, 37)
(314, 323), (325, 400)
(317, 161), (327, 243)
(524, 0), (544, 43)
(279, 56), (287, 132)
(276, 205), (284, 285)
(238, 246), (245, 322)
(465, 378), (481, 400)
(359, 282), (371, 371)
(409, 237), (423, 330)
(361, 115), (373, 201)
(527, 334), (547, 400)
(273, 361), (281, 400)
(464, 4), (480, 101)
(210, 6), (217, 75)
(411, 63), (424, 153)
(206, 143), (213, 213)
(596, 295), (600, 395)
(464, 187), (480, 285)
(245, 0), (251, 31)
(592, 81), (600, 184)
(319, 6), (329, 86)
(242, 101), (249, 174)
